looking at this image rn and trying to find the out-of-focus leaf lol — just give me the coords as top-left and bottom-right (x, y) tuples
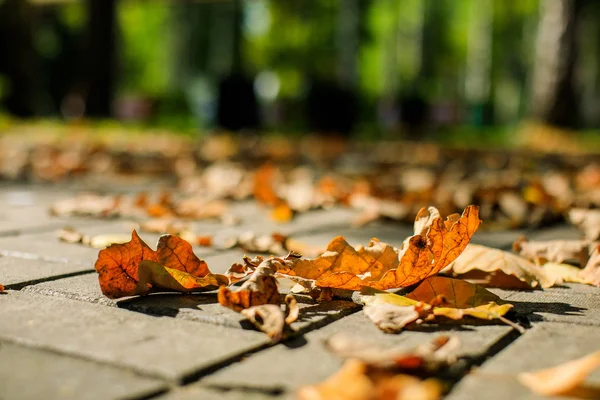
(518, 351), (600, 396)
(513, 237), (594, 267)
(444, 243), (554, 289)
(569, 208), (600, 241)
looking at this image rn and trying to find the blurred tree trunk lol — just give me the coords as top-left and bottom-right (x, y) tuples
(0, 0), (36, 117)
(530, 0), (585, 127)
(84, 0), (116, 117)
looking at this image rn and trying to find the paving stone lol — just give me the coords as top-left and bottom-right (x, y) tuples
(499, 289), (600, 326)
(0, 340), (167, 400)
(0, 291), (269, 381)
(23, 272), (359, 330)
(0, 255), (92, 288)
(200, 311), (516, 394)
(0, 223), (218, 265)
(447, 322), (600, 400)
(525, 224), (582, 241)
(160, 386), (282, 400)
(0, 185), (78, 235)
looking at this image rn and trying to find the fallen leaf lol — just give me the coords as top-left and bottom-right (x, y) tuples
(240, 294), (299, 342)
(325, 334), (460, 370)
(88, 234), (132, 249)
(136, 260), (227, 295)
(49, 193), (119, 218)
(569, 209), (600, 240)
(0, 284), (4, 293)
(139, 218), (190, 235)
(218, 256), (284, 312)
(361, 276), (517, 333)
(254, 164), (281, 206)
(444, 243), (554, 289)
(542, 262), (594, 285)
(277, 206), (480, 291)
(57, 226), (88, 244)
(581, 244), (600, 286)
(271, 203), (293, 223)
(297, 360), (442, 400)
(94, 231), (227, 298)
(518, 351), (600, 396)
(513, 237), (594, 267)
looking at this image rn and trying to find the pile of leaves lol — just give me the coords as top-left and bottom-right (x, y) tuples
(0, 126), (594, 228)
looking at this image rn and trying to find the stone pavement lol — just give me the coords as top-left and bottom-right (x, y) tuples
(0, 184), (599, 400)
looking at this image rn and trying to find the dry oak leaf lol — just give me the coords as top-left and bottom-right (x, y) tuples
(296, 360), (442, 400)
(277, 205), (480, 291)
(518, 350), (600, 397)
(95, 230), (227, 299)
(361, 276), (516, 333)
(444, 243), (554, 289)
(0, 284), (4, 293)
(542, 262), (595, 286)
(569, 208), (600, 241)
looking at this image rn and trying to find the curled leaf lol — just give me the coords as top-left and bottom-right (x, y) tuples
(277, 206), (480, 291)
(95, 231), (159, 298)
(218, 257), (284, 312)
(581, 244), (600, 286)
(136, 261), (227, 295)
(241, 304), (286, 342)
(444, 243), (554, 289)
(518, 351), (600, 396)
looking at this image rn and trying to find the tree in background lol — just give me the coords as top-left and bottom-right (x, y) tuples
(530, 0), (585, 128)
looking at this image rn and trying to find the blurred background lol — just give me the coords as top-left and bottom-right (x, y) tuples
(1, 0), (600, 139)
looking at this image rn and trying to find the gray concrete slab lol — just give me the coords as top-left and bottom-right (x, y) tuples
(447, 322), (600, 400)
(0, 255), (92, 288)
(0, 223), (219, 265)
(0, 291), (269, 381)
(201, 311), (516, 394)
(22, 272), (359, 331)
(160, 386), (283, 400)
(0, 340), (167, 400)
(499, 289), (600, 326)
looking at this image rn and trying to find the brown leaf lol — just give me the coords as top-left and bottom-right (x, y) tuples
(95, 231), (226, 298)
(241, 304), (286, 342)
(297, 360), (442, 400)
(518, 351), (600, 396)
(569, 209), (600, 241)
(0, 284), (4, 293)
(513, 237), (594, 267)
(277, 206), (480, 291)
(444, 243), (554, 289)
(156, 234), (211, 278)
(218, 257), (284, 312)
(139, 218), (190, 235)
(95, 231), (159, 298)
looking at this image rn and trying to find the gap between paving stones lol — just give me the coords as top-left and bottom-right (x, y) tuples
(4, 269), (95, 290)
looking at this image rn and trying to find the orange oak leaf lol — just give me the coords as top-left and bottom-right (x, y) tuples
(95, 230), (227, 298)
(0, 284), (4, 293)
(253, 164), (281, 206)
(276, 205), (480, 291)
